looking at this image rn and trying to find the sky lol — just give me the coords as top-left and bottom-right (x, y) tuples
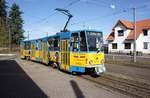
(7, 0), (150, 41)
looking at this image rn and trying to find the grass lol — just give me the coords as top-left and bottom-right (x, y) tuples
(105, 59), (150, 69)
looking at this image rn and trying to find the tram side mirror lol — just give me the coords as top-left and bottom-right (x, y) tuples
(70, 42), (72, 46)
(71, 37), (74, 43)
(97, 49), (100, 53)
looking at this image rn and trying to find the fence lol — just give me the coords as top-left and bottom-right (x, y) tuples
(105, 54), (150, 62)
(0, 42), (19, 54)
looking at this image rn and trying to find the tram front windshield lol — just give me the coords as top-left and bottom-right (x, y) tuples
(86, 32), (103, 52)
(79, 31), (103, 52)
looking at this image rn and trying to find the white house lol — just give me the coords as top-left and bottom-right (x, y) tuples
(106, 19), (150, 54)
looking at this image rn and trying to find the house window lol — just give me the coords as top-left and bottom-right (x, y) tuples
(125, 43), (131, 49)
(143, 30), (148, 36)
(112, 43), (117, 49)
(118, 30), (124, 36)
(144, 42), (148, 49)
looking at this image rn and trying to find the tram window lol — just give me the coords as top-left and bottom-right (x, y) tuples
(54, 39), (60, 51)
(87, 32), (103, 51)
(20, 42), (24, 49)
(80, 31), (87, 51)
(71, 33), (79, 51)
(48, 38), (54, 51)
(38, 40), (42, 50)
(36, 40), (38, 50)
(25, 42), (31, 50)
(24, 43), (26, 49)
(31, 44), (36, 49)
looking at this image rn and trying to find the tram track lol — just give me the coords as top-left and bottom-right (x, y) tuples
(80, 72), (150, 98)
(16, 58), (150, 98)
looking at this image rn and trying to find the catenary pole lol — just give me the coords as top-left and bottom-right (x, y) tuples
(133, 7), (137, 62)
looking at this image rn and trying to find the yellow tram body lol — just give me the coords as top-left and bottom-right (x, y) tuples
(20, 30), (106, 75)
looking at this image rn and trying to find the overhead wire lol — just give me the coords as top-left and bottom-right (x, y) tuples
(31, 0), (80, 25)
(83, 0), (112, 8)
(26, 0), (80, 33)
(27, 0), (150, 32)
(70, 2), (149, 26)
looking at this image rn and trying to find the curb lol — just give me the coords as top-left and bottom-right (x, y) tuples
(0, 54), (17, 56)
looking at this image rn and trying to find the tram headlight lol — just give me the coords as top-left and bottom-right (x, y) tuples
(86, 59), (88, 64)
(89, 60), (93, 65)
(100, 59), (105, 64)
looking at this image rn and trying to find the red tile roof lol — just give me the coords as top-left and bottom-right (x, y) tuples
(119, 20), (133, 29)
(126, 19), (150, 40)
(106, 32), (114, 41)
(107, 19), (150, 41)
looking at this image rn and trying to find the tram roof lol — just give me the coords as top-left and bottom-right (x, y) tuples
(22, 29), (102, 42)
(57, 29), (102, 33)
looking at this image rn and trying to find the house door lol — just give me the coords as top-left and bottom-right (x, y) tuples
(60, 40), (70, 71)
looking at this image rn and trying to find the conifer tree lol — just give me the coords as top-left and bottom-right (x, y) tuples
(9, 3), (24, 45)
(0, 0), (8, 46)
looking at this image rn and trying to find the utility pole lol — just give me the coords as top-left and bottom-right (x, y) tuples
(133, 8), (137, 62)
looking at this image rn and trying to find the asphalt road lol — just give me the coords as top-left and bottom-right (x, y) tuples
(106, 64), (150, 81)
(0, 56), (130, 98)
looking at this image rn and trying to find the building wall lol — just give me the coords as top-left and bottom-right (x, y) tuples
(108, 24), (150, 54)
(142, 29), (150, 53)
(136, 33), (143, 52)
(108, 24), (132, 53)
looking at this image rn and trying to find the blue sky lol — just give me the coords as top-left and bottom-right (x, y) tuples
(7, 0), (150, 40)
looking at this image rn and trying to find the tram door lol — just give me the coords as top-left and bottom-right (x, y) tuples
(20, 42), (24, 58)
(31, 42), (36, 60)
(42, 41), (48, 64)
(60, 40), (70, 71)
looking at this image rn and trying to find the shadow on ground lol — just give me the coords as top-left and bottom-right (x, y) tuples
(70, 80), (85, 98)
(0, 60), (48, 98)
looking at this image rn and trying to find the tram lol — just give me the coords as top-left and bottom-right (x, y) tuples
(20, 30), (106, 75)
(20, 8), (106, 75)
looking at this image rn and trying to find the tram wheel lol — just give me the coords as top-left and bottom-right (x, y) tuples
(51, 63), (57, 68)
(90, 68), (101, 77)
(72, 72), (77, 75)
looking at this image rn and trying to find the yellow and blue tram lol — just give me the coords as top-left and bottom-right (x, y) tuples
(20, 30), (106, 75)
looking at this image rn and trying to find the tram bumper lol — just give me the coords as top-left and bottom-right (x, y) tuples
(86, 64), (106, 75)
(94, 64), (106, 75)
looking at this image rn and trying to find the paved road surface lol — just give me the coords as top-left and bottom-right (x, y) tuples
(0, 57), (130, 98)
(0, 59), (47, 98)
(106, 64), (150, 81)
